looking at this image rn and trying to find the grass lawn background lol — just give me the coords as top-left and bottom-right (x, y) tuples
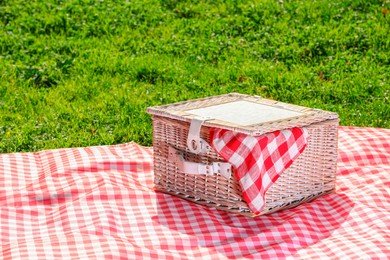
(0, 0), (389, 153)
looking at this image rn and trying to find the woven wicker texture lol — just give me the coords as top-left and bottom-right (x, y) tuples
(148, 94), (339, 216)
(147, 93), (338, 136)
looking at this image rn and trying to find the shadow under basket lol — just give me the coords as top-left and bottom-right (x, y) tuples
(147, 93), (339, 217)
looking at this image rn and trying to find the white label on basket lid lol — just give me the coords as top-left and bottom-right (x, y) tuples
(186, 100), (304, 126)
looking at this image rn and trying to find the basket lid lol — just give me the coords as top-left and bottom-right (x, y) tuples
(147, 93), (338, 136)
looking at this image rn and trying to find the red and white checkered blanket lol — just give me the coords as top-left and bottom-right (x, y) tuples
(1, 127), (389, 259)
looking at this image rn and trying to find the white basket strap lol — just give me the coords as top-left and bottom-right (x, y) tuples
(168, 146), (232, 179)
(186, 118), (210, 154)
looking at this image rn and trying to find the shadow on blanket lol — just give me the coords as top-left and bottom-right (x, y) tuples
(152, 191), (354, 258)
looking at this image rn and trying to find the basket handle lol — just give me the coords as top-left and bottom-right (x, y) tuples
(168, 146), (232, 179)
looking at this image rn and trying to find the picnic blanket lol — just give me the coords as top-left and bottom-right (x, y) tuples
(1, 127), (389, 259)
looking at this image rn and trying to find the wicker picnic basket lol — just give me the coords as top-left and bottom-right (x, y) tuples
(147, 93), (339, 217)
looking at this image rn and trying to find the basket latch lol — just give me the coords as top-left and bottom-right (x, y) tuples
(168, 146), (232, 179)
(187, 117), (210, 154)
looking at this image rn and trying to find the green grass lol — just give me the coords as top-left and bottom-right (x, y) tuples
(0, 0), (389, 153)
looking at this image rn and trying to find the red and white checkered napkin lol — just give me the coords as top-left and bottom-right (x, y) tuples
(210, 127), (309, 214)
